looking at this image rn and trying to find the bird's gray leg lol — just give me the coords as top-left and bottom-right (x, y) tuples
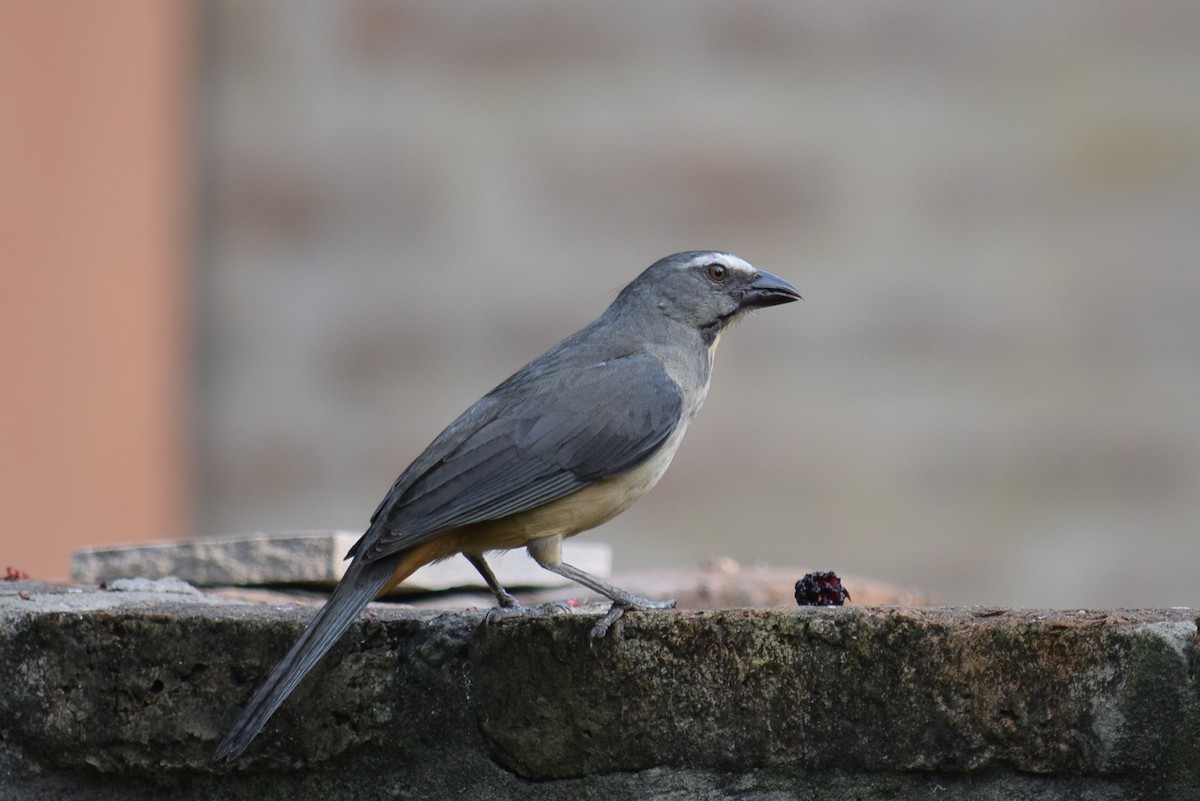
(527, 537), (676, 642)
(540, 559), (676, 609)
(465, 552), (521, 609)
(467, 552), (569, 624)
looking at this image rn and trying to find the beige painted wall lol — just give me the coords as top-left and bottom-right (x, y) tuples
(0, 2), (192, 580)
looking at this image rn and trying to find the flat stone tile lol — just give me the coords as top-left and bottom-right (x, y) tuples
(70, 532), (611, 593)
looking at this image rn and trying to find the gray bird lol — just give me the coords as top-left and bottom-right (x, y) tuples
(215, 250), (800, 759)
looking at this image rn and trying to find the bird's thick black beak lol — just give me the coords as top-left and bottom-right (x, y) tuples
(742, 270), (802, 309)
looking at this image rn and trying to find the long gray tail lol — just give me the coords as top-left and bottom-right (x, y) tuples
(214, 557), (397, 760)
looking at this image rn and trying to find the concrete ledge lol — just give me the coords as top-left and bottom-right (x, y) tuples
(2, 581), (1197, 800)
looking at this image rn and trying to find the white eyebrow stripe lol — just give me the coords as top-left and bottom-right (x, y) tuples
(684, 251), (757, 276)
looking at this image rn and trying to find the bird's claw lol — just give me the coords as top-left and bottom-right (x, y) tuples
(530, 599), (573, 616)
(484, 599), (571, 626)
(588, 597), (676, 647)
(483, 606), (511, 626)
(588, 603), (626, 644)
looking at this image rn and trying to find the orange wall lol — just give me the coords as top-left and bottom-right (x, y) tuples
(0, 2), (192, 580)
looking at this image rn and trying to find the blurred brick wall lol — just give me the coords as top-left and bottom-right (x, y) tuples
(196, 2), (1200, 606)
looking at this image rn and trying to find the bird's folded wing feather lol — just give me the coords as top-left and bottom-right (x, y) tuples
(354, 353), (683, 562)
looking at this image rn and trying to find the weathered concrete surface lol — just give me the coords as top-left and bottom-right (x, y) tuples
(474, 608), (1200, 781)
(1, 580), (1198, 800)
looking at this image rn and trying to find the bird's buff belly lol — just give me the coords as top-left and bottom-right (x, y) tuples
(457, 432), (682, 554)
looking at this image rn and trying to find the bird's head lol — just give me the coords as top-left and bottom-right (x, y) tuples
(618, 251), (801, 342)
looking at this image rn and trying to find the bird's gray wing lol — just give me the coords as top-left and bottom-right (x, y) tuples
(355, 353), (683, 562)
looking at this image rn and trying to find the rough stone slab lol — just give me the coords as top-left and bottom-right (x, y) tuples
(69, 531), (611, 593)
(69, 531), (361, 586)
(2, 581), (1198, 800)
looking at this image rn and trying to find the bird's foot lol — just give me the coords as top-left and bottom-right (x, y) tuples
(588, 597), (676, 645)
(483, 599), (571, 626)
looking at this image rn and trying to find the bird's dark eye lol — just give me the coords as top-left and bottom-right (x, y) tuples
(705, 263), (727, 282)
